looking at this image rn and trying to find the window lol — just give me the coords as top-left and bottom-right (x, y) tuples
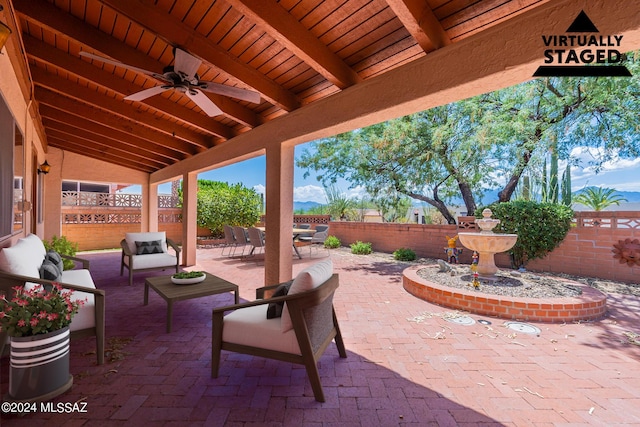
(0, 94), (23, 240)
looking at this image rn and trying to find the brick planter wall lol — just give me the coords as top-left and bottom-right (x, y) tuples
(403, 266), (608, 323)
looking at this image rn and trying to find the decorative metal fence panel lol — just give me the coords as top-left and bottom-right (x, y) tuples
(61, 192), (180, 225)
(62, 191), (178, 208)
(573, 211), (640, 229)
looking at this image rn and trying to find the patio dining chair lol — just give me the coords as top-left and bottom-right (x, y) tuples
(231, 226), (250, 257)
(211, 259), (346, 402)
(246, 227), (266, 260)
(222, 225), (236, 256)
(307, 227), (330, 257)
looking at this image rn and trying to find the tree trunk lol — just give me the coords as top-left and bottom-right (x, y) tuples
(458, 181), (477, 215)
(405, 190), (457, 224)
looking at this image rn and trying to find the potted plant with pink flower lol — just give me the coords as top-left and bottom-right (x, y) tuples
(0, 283), (85, 402)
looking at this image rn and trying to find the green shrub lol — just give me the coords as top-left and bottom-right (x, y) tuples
(393, 247), (416, 261)
(194, 180), (262, 237)
(43, 235), (78, 271)
(350, 241), (372, 255)
(477, 201), (573, 268)
(324, 235), (341, 249)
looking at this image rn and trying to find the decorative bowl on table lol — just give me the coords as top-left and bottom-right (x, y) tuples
(171, 271), (206, 285)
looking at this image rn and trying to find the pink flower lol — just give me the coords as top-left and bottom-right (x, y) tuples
(47, 313), (58, 321)
(0, 311), (6, 318)
(17, 319), (26, 327)
(37, 311), (47, 319)
(30, 318), (39, 326)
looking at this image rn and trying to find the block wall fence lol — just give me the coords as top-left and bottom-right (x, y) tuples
(59, 200), (638, 284)
(327, 212), (639, 284)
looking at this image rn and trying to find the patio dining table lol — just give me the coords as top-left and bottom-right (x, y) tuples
(256, 227), (316, 259)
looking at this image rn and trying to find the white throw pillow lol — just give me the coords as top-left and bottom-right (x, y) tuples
(281, 258), (333, 332)
(0, 235), (46, 278)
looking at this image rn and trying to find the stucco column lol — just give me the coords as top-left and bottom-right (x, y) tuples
(182, 172), (197, 266)
(141, 180), (158, 232)
(43, 148), (64, 240)
(264, 143), (295, 285)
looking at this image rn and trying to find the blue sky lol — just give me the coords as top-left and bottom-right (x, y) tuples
(155, 143), (364, 203)
(144, 143), (639, 203)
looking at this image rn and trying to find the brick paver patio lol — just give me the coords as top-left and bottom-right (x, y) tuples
(1, 247), (639, 426)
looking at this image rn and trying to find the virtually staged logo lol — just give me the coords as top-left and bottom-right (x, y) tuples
(533, 10), (631, 77)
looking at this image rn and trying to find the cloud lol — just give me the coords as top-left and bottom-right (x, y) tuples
(293, 185), (327, 203)
(570, 147), (640, 172)
(253, 184), (265, 195)
(345, 185), (368, 199)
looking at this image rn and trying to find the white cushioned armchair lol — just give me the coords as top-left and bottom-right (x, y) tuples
(211, 259), (346, 402)
(120, 232), (181, 286)
(0, 234), (105, 365)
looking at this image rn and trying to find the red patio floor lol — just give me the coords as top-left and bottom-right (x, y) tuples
(1, 247), (639, 426)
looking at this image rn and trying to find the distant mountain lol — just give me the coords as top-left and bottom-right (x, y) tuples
(294, 201), (323, 212)
(430, 187), (640, 207)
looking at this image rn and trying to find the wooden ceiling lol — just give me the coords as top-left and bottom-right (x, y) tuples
(7, 0), (549, 173)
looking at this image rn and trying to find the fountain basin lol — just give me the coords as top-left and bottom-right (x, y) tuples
(458, 232), (518, 277)
(402, 266), (608, 323)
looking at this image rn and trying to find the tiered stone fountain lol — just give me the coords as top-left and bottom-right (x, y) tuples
(402, 208), (607, 323)
(457, 209), (518, 278)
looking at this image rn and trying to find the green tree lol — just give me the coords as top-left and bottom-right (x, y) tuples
(191, 180), (261, 237)
(297, 53), (640, 222)
(298, 103), (491, 224)
(324, 185), (357, 220)
(573, 187), (627, 211)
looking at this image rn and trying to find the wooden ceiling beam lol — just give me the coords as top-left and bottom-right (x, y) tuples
(31, 69), (218, 149)
(39, 105), (185, 163)
(23, 35), (235, 139)
(385, 0), (451, 52)
(47, 135), (159, 173)
(35, 86), (201, 156)
(98, 0), (301, 112)
(228, 0), (362, 89)
(13, 0), (261, 128)
(44, 125), (169, 169)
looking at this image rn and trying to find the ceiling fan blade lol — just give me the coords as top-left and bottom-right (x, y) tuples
(174, 48), (202, 82)
(80, 51), (159, 77)
(198, 82), (261, 104)
(186, 89), (223, 117)
(124, 86), (171, 101)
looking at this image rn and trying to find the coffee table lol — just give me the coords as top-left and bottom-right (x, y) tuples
(144, 272), (239, 333)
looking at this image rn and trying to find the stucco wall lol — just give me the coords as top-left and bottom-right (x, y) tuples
(43, 147), (150, 241)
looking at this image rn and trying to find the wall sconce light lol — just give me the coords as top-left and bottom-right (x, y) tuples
(0, 6), (11, 51)
(38, 160), (51, 175)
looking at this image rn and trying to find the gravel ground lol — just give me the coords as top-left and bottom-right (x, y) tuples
(329, 247), (640, 299)
(416, 264), (586, 298)
(415, 260), (640, 299)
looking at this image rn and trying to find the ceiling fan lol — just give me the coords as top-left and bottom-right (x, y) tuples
(80, 48), (261, 117)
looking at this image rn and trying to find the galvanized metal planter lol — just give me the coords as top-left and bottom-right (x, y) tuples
(7, 327), (73, 402)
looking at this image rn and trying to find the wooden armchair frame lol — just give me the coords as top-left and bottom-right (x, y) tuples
(212, 274), (346, 402)
(120, 237), (181, 286)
